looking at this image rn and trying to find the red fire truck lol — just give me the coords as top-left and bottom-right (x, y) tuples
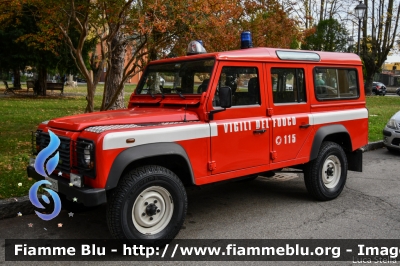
(28, 34), (368, 245)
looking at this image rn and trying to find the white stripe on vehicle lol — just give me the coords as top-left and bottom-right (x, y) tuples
(103, 123), (218, 150)
(309, 108), (368, 125)
(102, 109), (367, 150)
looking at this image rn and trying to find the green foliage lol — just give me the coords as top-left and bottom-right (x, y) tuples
(0, 4), (93, 80)
(302, 19), (349, 52)
(0, 12), (36, 73)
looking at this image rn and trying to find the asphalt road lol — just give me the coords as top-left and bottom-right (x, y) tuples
(1, 147), (399, 265)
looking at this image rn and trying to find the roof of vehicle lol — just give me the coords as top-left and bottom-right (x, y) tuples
(150, 47), (362, 66)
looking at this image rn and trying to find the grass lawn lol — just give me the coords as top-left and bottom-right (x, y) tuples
(367, 96), (400, 141)
(0, 85), (399, 199)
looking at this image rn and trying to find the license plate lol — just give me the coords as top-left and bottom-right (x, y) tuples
(45, 176), (59, 192)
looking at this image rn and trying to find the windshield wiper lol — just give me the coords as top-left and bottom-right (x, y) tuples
(178, 90), (185, 99)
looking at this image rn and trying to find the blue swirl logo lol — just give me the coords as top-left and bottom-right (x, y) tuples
(34, 130), (60, 178)
(29, 130), (62, 221)
(29, 180), (62, 221)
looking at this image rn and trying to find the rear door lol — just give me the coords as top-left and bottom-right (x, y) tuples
(267, 66), (312, 163)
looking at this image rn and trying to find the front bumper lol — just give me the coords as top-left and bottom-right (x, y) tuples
(27, 166), (107, 207)
(383, 127), (400, 151)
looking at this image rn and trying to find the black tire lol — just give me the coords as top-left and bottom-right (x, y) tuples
(107, 165), (187, 246)
(304, 141), (348, 201)
(386, 147), (399, 154)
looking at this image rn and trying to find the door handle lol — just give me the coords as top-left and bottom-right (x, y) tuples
(300, 124), (310, 128)
(253, 129), (266, 134)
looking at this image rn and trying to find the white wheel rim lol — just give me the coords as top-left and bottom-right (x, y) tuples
(321, 155), (341, 189)
(132, 186), (174, 235)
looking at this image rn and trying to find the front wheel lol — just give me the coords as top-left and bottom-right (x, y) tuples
(386, 147), (399, 153)
(304, 141), (348, 201)
(107, 165), (187, 246)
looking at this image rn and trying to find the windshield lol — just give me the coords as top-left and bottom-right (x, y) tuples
(135, 59), (215, 95)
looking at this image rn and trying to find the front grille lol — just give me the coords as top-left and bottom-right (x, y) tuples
(392, 138), (400, 146)
(32, 131), (97, 178)
(33, 131), (71, 173)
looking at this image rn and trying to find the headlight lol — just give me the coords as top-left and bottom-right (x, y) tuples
(387, 119), (399, 130)
(76, 139), (95, 171)
(83, 144), (93, 166)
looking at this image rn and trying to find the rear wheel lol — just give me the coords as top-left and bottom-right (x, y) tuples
(304, 141), (348, 201)
(107, 165), (187, 246)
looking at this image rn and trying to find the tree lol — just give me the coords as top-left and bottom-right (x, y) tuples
(0, 6), (36, 88)
(0, 2), (91, 95)
(282, 0), (355, 29)
(7, 0), (304, 112)
(361, 0), (400, 95)
(302, 18), (349, 52)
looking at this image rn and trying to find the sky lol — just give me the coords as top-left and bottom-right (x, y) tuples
(386, 55), (400, 63)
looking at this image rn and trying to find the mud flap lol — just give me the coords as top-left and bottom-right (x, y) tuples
(347, 149), (363, 172)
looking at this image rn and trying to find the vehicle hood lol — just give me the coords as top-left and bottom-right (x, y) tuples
(47, 108), (199, 131)
(391, 110), (400, 121)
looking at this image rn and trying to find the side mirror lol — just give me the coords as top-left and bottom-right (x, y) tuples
(208, 86), (232, 120)
(219, 86), (232, 108)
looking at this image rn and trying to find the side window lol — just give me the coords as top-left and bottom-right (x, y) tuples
(271, 68), (306, 104)
(314, 68), (359, 100)
(213, 67), (260, 107)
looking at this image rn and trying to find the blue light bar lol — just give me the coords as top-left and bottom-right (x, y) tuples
(196, 40), (204, 47)
(241, 31), (253, 49)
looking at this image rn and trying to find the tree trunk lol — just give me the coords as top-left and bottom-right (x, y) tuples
(36, 66), (47, 96)
(364, 77), (373, 96)
(12, 68), (21, 88)
(102, 32), (126, 110)
(85, 81), (95, 112)
(319, 0), (325, 23)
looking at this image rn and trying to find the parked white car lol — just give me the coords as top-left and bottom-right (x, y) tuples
(383, 111), (400, 152)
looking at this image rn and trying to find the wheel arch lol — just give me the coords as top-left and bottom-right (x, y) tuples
(310, 124), (352, 161)
(105, 143), (195, 190)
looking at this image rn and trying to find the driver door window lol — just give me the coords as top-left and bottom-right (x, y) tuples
(213, 66), (260, 107)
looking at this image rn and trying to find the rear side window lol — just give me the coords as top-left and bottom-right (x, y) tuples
(271, 68), (306, 104)
(314, 68), (359, 100)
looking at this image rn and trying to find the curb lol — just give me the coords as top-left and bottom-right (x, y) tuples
(361, 140), (384, 152)
(0, 141), (387, 220)
(0, 196), (35, 220)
